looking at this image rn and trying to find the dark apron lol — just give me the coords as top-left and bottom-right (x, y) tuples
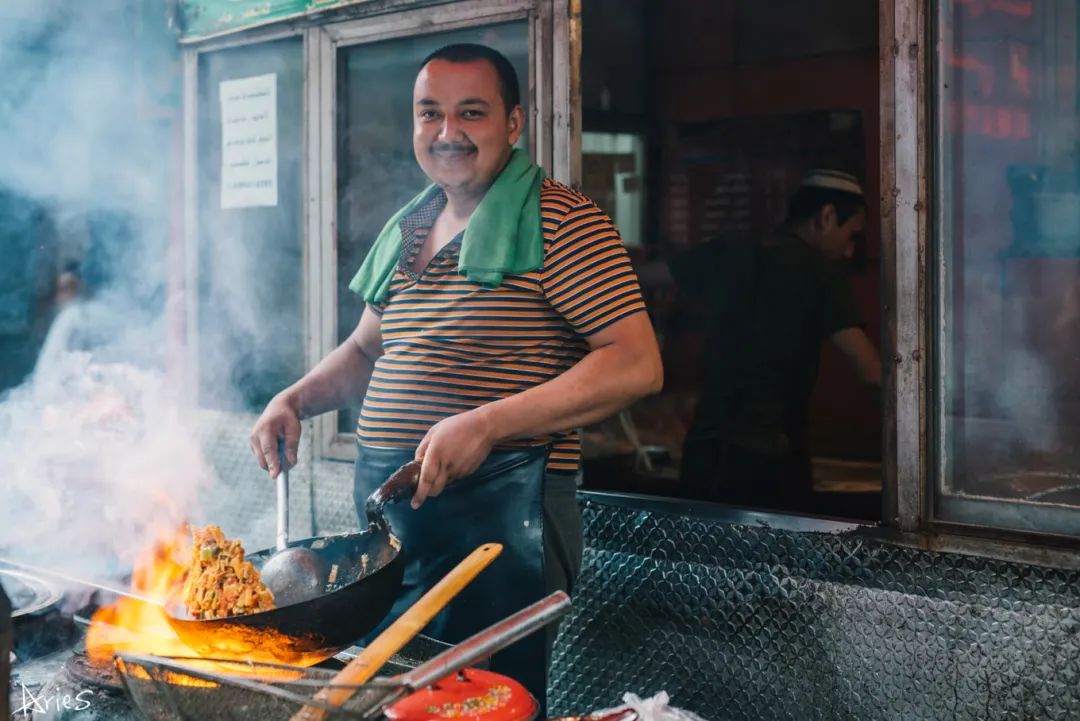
(354, 444), (548, 706)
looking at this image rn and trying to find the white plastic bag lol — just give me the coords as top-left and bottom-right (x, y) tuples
(594, 691), (711, 721)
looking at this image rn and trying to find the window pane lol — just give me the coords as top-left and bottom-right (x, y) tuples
(197, 38), (305, 412)
(334, 22), (529, 433)
(935, 2), (1080, 535)
(581, 132), (645, 248)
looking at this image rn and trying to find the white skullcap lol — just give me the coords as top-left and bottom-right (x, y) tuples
(800, 169), (864, 197)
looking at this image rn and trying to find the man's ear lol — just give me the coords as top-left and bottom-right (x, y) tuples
(812, 207), (826, 232)
(818, 204), (838, 230)
(507, 104), (525, 145)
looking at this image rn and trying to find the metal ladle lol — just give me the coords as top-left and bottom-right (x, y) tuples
(259, 454), (326, 607)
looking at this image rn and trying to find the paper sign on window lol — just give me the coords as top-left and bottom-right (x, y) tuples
(220, 73), (277, 209)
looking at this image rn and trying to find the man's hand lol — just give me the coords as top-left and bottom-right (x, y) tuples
(411, 409), (497, 509)
(250, 393), (302, 477)
(830, 327), (881, 387)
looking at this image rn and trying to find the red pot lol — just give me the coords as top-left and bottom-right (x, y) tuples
(385, 668), (538, 721)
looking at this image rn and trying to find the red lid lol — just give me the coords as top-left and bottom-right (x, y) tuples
(385, 668), (538, 721)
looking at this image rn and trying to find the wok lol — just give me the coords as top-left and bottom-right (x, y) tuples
(164, 460), (422, 663)
(0, 568), (64, 620)
(0, 568), (74, 659)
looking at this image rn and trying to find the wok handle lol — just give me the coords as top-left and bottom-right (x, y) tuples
(291, 543), (503, 721)
(363, 460), (422, 527)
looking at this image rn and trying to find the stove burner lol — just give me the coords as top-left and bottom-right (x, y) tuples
(64, 650), (123, 692)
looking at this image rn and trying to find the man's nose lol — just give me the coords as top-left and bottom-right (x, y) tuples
(438, 116), (464, 141)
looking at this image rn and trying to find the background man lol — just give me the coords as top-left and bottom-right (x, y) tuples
(670, 170), (881, 509)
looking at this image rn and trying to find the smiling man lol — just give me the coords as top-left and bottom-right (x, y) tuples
(251, 44), (662, 706)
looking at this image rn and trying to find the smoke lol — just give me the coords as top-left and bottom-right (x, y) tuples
(0, 0), (274, 582)
(0, 0), (174, 334)
(0, 1), (168, 212)
(938, 58), (1080, 482)
(0, 357), (211, 577)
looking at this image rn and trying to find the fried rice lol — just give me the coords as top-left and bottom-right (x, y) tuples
(181, 525), (275, 619)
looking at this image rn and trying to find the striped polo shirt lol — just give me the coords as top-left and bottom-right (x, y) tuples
(354, 177), (647, 474)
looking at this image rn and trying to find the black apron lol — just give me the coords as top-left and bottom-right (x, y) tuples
(354, 444), (549, 705)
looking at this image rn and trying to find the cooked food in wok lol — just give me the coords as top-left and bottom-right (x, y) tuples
(181, 525), (274, 619)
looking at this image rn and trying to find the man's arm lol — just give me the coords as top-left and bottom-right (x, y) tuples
(830, 326), (881, 387)
(249, 306), (383, 475)
(479, 312), (663, 437)
(409, 311), (663, 507)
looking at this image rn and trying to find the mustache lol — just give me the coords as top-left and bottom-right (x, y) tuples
(430, 142), (476, 154)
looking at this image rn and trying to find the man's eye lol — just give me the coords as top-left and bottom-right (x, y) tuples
(462, 110), (484, 119)
(419, 110), (440, 120)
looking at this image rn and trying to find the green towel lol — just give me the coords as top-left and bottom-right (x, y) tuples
(348, 148), (545, 305)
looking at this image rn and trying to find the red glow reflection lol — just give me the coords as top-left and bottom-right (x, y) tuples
(955, 0), (1033, 18)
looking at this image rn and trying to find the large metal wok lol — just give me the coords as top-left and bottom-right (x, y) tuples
(0, 567), (74, 659)
(163, 461), (422, 663)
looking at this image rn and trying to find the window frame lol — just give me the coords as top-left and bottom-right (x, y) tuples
(180, 24), (308, 407)
(880, 0), (928, 534)
(180, 0), (580, 462)
(314, 0), (540, 461)
(884, 0), (1080, 552)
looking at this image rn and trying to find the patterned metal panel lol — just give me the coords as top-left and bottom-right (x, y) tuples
(310, 456), (363, 535)
(549, 496), (1080, 721)
(194, 409), (294, 551)
(198, 411), (361, 547)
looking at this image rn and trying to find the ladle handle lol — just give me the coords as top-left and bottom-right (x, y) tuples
(364, 460), (422, 526)
(276, 447), (289, 552)
(0, 558), (165, 608)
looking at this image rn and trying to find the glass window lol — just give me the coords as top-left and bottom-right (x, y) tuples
(581, 132), (646, 247)
(334, 22), (529, 434)
(196, 38), (305, 412)
(935, 1), (1080, 536)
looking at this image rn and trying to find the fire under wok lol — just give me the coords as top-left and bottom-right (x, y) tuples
(163, 461), (422, 664)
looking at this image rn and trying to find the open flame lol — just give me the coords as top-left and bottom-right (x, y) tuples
(85, 526), (194, 663)
(86, 526), (325, 680)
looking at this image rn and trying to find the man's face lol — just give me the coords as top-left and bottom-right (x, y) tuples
(56, 272), (80, 305)
(413, 58), (524, 197)
(818, 205), (867, 263)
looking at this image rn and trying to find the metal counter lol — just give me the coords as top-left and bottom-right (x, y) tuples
(548, 491), (1080, 721)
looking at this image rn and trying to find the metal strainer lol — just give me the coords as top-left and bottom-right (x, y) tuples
(114, 655), (404, 721)
(115, 591), (570, 721)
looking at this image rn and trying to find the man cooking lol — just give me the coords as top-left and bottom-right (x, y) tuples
(670, 170), (881, 509)
(250, 44), (662, 707)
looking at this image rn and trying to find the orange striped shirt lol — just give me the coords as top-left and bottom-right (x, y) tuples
(355, 178), (647, 473)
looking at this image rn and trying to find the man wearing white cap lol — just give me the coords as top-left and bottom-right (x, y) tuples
(671, 169), (881, 508)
